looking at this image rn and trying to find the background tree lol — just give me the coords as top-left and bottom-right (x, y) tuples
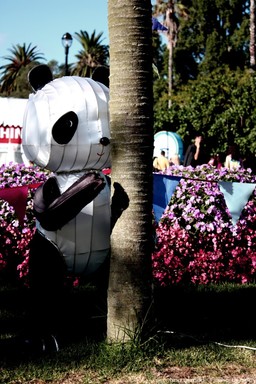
(153, 67), (256, 168)
(107, 0), (154, 341)
(0, 43), (44, 96)
(174, 0), (250, 79)
(152, 0), (255, 165)
(153, 1), (189, 107)
(48, 59), (62, 78)
(72, 30), (109, 77)
(153, 0), (250, 89)
(250, 0), (256, 70)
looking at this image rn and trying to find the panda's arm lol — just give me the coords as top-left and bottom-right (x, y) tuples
(33, 172), (106, 231)
(111, 182), (129, 232)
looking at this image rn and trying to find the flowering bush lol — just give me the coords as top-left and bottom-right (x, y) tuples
(0, 163), (49, 283)
(1, 163), (255, 288)
(152, 165), (256, 286)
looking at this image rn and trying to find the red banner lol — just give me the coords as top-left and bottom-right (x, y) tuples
(0, 183), (42, 226)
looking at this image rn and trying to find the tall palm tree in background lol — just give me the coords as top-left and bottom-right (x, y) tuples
(250, 0), (256, 70)
(72, 30), (109, 77)
(153, 0), (189, 107)
(107, 0), (154, 341)
(0, 43), (44, 95)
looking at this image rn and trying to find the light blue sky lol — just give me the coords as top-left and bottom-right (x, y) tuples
(0, 0), (109, 66)
(0, 1), (156, 67)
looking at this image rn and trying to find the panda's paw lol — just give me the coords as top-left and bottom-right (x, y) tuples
(23, 334), (60, 355)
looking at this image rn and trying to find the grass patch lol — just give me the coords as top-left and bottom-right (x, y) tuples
(1, 277), (256, 383)
(1, 335), (256, 383)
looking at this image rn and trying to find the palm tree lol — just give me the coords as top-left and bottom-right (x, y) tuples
(0, 43), (44, 95)
(107, 0), (154, 341)
(250, 0), (256, 70)
(72, 30), (109, 77)
(153, 1), (189, 107)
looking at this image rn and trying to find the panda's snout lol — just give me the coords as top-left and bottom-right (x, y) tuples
(97, 136), (110, 157)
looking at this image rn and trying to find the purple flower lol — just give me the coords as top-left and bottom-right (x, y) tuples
(153, 165), (256, 286)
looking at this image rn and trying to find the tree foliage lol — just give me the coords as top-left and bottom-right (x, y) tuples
(0, 43), (45, 96)
(153, 0), (255, 164)
(154, 67), (256, 163)
(72, 30), (109, 77)
(0, 31), (109, 96)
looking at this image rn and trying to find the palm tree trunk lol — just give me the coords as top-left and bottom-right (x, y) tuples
(166, 2), (178, 108)
(167, 31), (173, 108)
(250, 0), (256, 70)
(107, 0), (154, 341)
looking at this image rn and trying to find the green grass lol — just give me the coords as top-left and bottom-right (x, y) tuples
(1, 334), (256, 383)
(1, 277), (256, 383)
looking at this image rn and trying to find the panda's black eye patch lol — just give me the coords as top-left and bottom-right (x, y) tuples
(52, 111), (78, 144)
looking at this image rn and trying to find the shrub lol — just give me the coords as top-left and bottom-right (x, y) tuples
(152, 165), (256, 286)
(0, 163), (49, 283)
(1, 163), (255, 288)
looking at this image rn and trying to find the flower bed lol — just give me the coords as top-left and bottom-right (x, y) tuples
(0, 163), (49, 283)
(152, 165), (256, 286)
(0, 163), (255, 287)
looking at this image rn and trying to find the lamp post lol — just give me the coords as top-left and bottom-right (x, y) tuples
(62, 32), (73, 76)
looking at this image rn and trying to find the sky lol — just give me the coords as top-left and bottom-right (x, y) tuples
(0, 0), (109, 66)
(0, 1), (156, 68)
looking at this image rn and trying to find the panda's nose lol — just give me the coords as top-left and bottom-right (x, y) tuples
(97, 137), (110, 157)
(100, 137), (110, 146)
(52, 111), (78, 144)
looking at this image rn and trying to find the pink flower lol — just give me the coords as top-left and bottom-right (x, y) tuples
(153, 165), (256, 286)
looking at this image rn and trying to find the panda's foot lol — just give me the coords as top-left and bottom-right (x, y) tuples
(22, 334), (60, 355)
(0, 334), (60, 359)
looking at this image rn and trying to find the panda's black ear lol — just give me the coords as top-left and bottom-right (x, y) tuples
(92, 66), (109, 87)
(28, 64), (53, 92)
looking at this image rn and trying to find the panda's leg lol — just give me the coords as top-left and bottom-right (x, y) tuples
(27, 230), (66, 350)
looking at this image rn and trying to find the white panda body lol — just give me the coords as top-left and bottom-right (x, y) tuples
(22, 70), (111, 276)
(36, 171), (111, 275)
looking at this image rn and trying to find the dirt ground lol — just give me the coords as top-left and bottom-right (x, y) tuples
(24, 365), (256, 384)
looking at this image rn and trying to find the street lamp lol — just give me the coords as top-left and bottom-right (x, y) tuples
(61, 32), (73, 76)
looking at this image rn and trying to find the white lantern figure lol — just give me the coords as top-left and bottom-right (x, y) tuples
(22, 65), (112, 276)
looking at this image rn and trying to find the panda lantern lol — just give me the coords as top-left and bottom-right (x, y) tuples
(21, 65), (128, 346)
